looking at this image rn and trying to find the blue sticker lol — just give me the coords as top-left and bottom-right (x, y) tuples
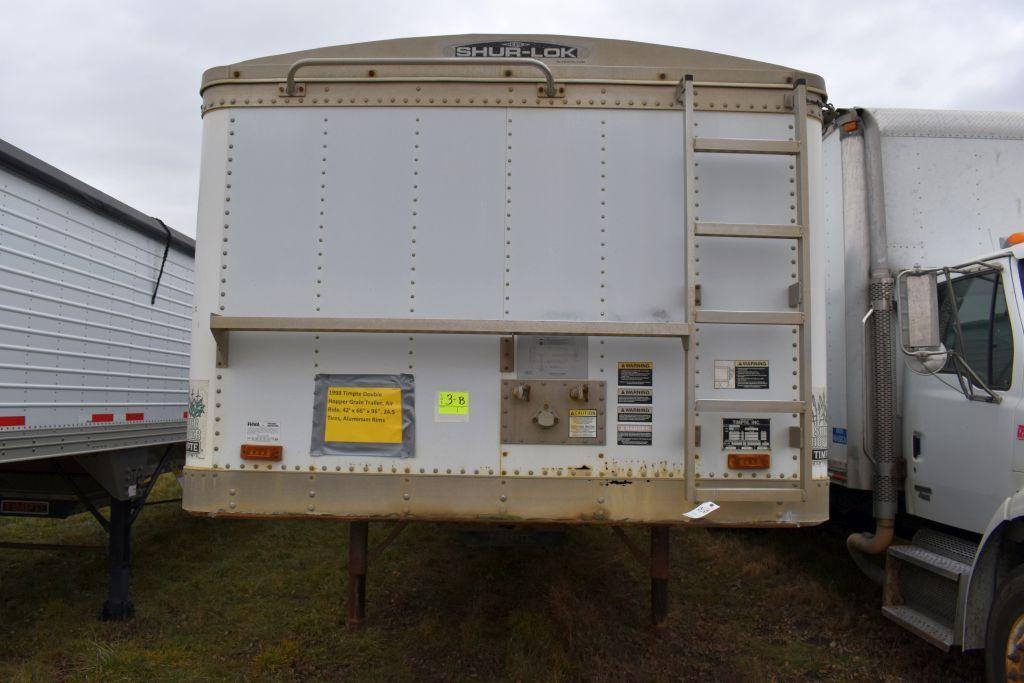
(832, 427), (848, 445)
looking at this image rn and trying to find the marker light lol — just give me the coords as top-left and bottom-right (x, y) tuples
(1006, 232), (1024, 246)
(727, 453), (771, 469)
(240, 444), (283, 461)
(841, 121), (858, 133)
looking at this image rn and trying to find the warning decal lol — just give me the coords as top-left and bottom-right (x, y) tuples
(569, 409), (598, 438)
(618, 361), (653, 387)
(722, 418), (771, 451)
(617, 424), (652, 446)
(617, 405), (652, 423)
(617, 387), (652, 404)
(714, 360), (769, 389)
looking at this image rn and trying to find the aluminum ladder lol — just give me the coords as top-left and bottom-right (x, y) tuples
(679, 75), (812, 503)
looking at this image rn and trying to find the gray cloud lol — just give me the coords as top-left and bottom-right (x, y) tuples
(1, 0), (1022, 236)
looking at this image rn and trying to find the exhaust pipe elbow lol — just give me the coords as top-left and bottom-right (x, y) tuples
(846, 518), (895, 585)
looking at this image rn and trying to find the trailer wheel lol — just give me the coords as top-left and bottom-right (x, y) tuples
(986, 564), (1024, 682)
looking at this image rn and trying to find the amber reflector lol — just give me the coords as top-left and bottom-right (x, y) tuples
(841, 121), (858, 133)
(240, 444), (283, 461)
(1006, 232), (1024, 246)
(727, 453), (770, 469)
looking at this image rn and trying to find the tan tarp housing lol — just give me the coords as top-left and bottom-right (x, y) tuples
(201, 34), (826, 96)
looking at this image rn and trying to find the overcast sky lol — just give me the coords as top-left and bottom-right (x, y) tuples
(1, 0), (1022, 236)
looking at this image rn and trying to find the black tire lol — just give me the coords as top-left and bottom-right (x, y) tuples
(985, 564), (1024, 682)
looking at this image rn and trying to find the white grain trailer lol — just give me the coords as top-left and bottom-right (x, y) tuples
(184, 34), (830, 624)
(0, 138), (194, 619)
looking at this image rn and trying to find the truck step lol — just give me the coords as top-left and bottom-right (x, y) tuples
(888, 543), (971, 581)
(881, 605), (954, 651)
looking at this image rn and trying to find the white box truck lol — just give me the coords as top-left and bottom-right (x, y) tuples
(184, 34), (830, 625)
(0, 137), (194, 619)
(824, 108), (1024, 678)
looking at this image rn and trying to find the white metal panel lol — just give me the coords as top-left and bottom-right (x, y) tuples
(221, 109), (321, 317)
(505, 108), (604, 322)
(881, 136), (1024, 271)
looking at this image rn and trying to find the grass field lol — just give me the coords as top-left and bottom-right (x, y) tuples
(0, 477), (983, 681)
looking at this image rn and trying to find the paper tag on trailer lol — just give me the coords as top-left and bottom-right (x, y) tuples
(683, 501), (720, 519)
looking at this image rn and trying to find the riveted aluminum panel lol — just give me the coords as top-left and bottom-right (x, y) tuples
(188, 96), (826, 524)
(0, 153), (193, 461)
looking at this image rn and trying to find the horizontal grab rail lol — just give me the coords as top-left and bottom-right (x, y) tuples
(209, 315), (689, 367)
(285, 57), (557, 97)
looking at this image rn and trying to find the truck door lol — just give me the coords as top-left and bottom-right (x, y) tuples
(902, 257), (1023, 533)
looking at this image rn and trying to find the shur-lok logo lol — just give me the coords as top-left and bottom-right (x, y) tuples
(449, 40), (587, 61)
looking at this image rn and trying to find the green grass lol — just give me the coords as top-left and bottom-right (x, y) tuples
(0, 478), (984, 681)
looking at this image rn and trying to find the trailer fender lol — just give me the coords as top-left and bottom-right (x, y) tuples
(962, 492), (1024, 650)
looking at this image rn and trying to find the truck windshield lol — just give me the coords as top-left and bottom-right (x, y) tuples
(936, 270), (1013, 391)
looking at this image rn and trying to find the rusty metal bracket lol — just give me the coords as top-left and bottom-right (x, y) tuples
(500, 336), (514, 372)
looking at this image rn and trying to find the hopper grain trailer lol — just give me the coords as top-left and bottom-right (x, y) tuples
(185, 34), (830, 623)
(0, 138), (194, 619)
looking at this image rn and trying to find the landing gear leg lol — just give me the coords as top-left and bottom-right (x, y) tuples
(101, 498), (134, 621)
(346, 521), (368, 627)
(651, 524), (670, 627)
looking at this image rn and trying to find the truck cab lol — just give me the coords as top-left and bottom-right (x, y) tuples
(823, 108), (1024, 679)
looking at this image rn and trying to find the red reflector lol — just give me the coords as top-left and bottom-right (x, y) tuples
(1, 499), (49, 515)
(240, 444), (283, 461)
(0, 416), (26, 427)
(125, 412), (145, 421)
(183, 411), (189, 419)
(727, 453), (771, 469)
(91, 413), (114, 423)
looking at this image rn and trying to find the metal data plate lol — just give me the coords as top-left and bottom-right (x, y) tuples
(501, 380), (606, 445)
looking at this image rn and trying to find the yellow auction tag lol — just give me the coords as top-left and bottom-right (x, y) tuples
(437, 391), (469, 416)
(324, 386), (403, 443)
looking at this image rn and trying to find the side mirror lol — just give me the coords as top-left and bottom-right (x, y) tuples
(899, 271), (940, 350)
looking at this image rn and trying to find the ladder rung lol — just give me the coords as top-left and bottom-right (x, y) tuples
(693, 138), (800, 155)
(694, 222), (803, 239)
(694, 310), (804, 325)
(692, 487), (804, 503)
(694, 399), (805, 414)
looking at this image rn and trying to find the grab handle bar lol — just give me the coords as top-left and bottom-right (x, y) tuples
(285, 57), (557, 97)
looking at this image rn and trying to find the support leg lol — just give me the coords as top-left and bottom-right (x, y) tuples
(650, 525), (670, 627)
(101, 498), (134, 621)
(346, 521), (368, 627)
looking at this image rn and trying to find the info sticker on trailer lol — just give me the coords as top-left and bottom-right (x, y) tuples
(325, 387), (403, 444)
(714, 360), (769, 389)
(310, 374), (414, 458)
(245, 419), (280, 443)
(618, 362), (653, 387)
(617, 388), (652, 404)
(436, 391), (470, 422)
(569, 409), (598, 438)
